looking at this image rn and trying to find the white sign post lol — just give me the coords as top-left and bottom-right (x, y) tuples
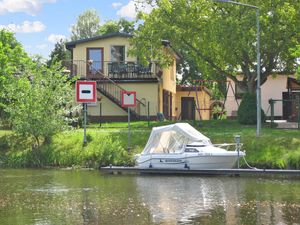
(121, 91), (136, 150)
(76, 81), (97, 145)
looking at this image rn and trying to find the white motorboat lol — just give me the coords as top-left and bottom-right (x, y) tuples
(135, 123), (245, 170)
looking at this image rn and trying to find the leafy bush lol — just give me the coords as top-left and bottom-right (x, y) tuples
(287, 151), (300, 169)
(83, 136), (130, 167)
(0, 130), (133, 168)
(237, 93), (266, 125)
(4, 63), (77, 148)
(287, 139), (300, 169)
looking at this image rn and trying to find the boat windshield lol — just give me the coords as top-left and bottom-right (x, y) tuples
(149, 131), (189, 154)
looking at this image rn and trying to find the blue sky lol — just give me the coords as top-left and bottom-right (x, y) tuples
(0, 0), (149, 58)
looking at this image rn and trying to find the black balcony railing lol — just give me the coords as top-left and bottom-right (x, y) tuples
(62, 60), (157, 80)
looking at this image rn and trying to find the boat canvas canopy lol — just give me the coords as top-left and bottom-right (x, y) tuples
(142, 123), (211, 154)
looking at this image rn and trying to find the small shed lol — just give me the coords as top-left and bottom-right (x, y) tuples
(175, 85), (212, 120)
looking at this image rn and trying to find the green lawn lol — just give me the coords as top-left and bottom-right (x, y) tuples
(1, 120), (300, 169)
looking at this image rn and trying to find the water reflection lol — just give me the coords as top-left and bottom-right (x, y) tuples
(136, 176), (300, 224)
(0, 169), (151, 225)
(136, 177), (232, 224)
(0, 170), (300, 225)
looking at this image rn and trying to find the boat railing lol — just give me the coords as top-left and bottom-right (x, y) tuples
(213, 143), (243, 151)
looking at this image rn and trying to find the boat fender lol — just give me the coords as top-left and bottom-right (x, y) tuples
(149, 163), (153, 168)
(184, 163), (190, 170)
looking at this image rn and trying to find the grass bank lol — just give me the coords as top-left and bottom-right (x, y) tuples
(1, 120), (300, 169)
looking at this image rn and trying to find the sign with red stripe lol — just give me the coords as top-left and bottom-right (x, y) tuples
(76, 81), (97, 103)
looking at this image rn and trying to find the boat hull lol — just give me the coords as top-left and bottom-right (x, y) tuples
(136, 152), (245, 170)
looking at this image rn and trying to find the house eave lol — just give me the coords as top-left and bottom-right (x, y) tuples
(65, 32), (132, 49)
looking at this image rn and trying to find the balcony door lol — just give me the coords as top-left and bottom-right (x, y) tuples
(87, 48), (103, 77)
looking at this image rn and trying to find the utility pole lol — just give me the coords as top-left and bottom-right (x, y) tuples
(215, 0), (261, 136)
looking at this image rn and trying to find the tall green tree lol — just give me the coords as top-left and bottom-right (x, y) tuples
(47, 39), (71, 67)
(99, 20), (120, 35)
(70, 9), (101, 41)
(131, 0), (300, 93)
(70, 9), (135, 40)
(0, 29), (31, 124)
(118, 18), (135, 34)
(4, 63), (77, 147)
(0, 29), (30, 81)
(292, 45), (300, 79)
(99, 18), (135, 35)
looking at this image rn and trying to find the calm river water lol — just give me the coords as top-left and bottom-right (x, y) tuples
(0, 169), (300, 225)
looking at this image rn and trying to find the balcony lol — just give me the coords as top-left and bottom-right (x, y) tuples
(62, 60), (158, 81)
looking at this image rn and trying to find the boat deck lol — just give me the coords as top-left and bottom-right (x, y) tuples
(100, 166), (300, 177)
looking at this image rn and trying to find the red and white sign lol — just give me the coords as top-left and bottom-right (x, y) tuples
(76, 81), (97, 103)
(121, 91), (136, 107)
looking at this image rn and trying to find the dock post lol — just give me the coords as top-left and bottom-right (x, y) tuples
(235, 135), (241, 169)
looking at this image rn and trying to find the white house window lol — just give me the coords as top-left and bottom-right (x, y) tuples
(111, 46), (125, 62)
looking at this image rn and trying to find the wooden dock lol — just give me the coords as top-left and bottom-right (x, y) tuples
(100, 166), (300, 177)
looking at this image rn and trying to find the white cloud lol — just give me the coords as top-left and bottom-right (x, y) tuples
(112, 2), (122, 9)
(117, 1), (136, 18)
(117, 0), (153, 19)
(36, 44), (48, 49)
(0, 21), (46, 33)
(47, 34), (66, 43)
(0, 0), (57, 16)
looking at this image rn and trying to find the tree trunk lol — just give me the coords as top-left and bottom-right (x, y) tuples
(234, 71), (257, 95)
(247, 79), (256, 94)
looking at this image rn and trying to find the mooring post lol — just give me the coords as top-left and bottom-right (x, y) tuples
(235, 135), (241, 169)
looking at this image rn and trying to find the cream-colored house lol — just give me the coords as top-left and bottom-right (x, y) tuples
(225, 75), (300, 121)
(66, 33), (212, 121)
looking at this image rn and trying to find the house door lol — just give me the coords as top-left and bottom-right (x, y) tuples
(181, 97), (195, 120)
(87, 48), (104, 77)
